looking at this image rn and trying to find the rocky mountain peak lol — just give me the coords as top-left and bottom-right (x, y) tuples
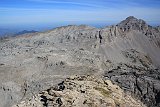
(117, 16), (149, 32)
(125, 16), (138, 21)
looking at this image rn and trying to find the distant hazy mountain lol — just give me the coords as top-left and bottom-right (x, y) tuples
(0, 28), (17, 37)
(14, 30), (38, 36)
(0, 29), (38, 37)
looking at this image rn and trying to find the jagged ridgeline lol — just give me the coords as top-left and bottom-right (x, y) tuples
(0, 16), (160, 107)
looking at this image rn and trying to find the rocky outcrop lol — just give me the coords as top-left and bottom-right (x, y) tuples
(13, 75), (145, 107)
(105, 49), (160, 107)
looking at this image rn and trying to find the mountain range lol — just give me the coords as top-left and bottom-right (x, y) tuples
(0, 16), (160, 107)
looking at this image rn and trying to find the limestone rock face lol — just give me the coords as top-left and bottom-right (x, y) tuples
(0, 16), (160, 107)
(12, 75), (146, 107)
(117, 16), (149, 31)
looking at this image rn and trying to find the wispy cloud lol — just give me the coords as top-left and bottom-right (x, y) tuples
(28, 0), (160, 9)
(28, 0), (107, 8)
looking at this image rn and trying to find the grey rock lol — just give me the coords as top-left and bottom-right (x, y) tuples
(105, 50), (160, 107)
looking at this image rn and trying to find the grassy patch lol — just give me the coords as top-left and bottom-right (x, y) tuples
(94, 87), (111, 97)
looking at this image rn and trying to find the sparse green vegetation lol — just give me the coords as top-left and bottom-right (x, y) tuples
(94, 87), (111, 97)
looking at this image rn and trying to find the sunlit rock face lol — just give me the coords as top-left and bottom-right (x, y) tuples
(12, 75), (146, 107)
(0, 16), (160, 107)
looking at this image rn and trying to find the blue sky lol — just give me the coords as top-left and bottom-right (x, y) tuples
(0, 0), (160, 30)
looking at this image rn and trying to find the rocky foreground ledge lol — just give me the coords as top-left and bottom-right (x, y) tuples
(13, 75), (145, 107)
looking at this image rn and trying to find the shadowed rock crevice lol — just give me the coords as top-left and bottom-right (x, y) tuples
(155, 92), (160, 105)
(99, 31), (103, 43)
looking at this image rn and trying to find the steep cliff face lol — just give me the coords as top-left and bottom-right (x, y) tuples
(99, 16), (160, 66)
(0, 16), (160, 107)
